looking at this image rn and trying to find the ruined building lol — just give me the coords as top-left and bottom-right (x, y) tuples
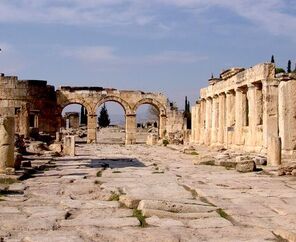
(0, 74), (185, 144)
(191, 63), (296, 158)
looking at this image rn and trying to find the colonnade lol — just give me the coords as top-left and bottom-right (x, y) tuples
(191, 79), (280, 152)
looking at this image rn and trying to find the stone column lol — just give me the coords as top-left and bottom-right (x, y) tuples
(19, 103), (30, 138)
(159, 114), (166, 139)
(267, 136), (281, 166)
(191, 105), (196, 143)
(87, 113), (97, 144)
(125, 114), (136, 145)
(211, 95), (219, 145)
(218, 93), (226, 145)
(225, 90), (236, 147)
(235, 88), (244, 146)
(247, 84), (257, 148)
(205, 98), (212, 145)
(0, 116), (15, 173)
(262, 79), (279, 150)
(195, 102), (201, 143)
(199, 99), (206, 144)
(64, 135), (76, 156)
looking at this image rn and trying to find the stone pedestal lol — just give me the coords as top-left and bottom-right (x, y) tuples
(56, 132), (62, 142)
(267, 135), (281, 166)
(64, 136), (75, 156)
(0, 117), (15, 173)
(146, 134), (158, 145)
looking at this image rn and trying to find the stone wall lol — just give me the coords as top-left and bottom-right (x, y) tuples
(0, 74), (58, 135)
(191, 63), (296, 158)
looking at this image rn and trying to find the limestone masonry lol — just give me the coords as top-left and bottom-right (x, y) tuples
(0, 74), (185, 145)
(191, 62), (296, 160)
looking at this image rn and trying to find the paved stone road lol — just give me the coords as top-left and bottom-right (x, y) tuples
(1, 143), (296, 241)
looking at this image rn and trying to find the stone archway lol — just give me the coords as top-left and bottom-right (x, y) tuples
(133, 98), (167, 139)
(58, 101), (91, 141)
(95, 96), (131, 144)
(56, 87), (169, 144)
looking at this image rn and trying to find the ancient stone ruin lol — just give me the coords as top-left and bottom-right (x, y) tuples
(0, 74), (185, 146)
(191, 63), (296, 165)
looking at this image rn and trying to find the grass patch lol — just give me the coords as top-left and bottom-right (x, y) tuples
(133, 209), (147, 227)
(0, 177), (18, 185)
(190, 151), (199, 155)
(112, 171), (122, 173)
(108, 191), (120, 201)
(162, 139), (169, 146)
(94, 180), (103, 185)
(96, 171), (102, 177)
(216, 208), (236, 225)
(152, 171), (164, 174)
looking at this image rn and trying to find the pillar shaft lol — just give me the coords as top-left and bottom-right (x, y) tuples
(87, 114), (97, 144)
(205, 98), (212, 145)
(126, 114), (136, 145)
(262, 80), (279, 149)
(0, 116), (15, 172)
(199, 100), (206, 144)
(159, 114), (166, 139)
(235, 89), (244, 145)
(211, 96), (219, 145)
(218, 93), (226, 145)
(195, 103), (201, 142)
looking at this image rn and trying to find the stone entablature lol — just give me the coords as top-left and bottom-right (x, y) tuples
(191, 62), (296, 159)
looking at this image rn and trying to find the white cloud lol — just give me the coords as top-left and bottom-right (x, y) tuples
(0, 0), (295, 39)
(62, 46), (118, 62)
(61, 45), (206, 65)
(0, 42), (27, 74)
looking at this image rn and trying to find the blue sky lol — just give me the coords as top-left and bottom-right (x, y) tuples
(0, 0), (296, 112)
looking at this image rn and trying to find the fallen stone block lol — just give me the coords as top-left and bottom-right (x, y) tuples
(146, 216), (184, 227)
(273, 229), (296, 242)
(138, 200), (216, 213)
(141, 208), (218, 219)
(253, 156), (267, 166)
(187, 217), (232, 229)
(119, 195), (141, 209)
(236, 160), (256, 173)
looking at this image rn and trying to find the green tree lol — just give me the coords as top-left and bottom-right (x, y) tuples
(271, 55), (275, 63)
(80, 106), (87, 125)
(98, 104), (110, 128)
(287, 60), (292, 73)
(183, 96), (191, 129)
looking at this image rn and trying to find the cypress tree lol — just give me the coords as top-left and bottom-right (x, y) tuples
(271, 55), (275, 63)
(287, 60), (292, 73)
(98, 104), (110, 128)
(80, 106), (85, 125)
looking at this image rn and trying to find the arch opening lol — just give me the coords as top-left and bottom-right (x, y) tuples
(96, 101), (126, 144)
(136, 104), (160, 144)
(61, 103), (88, 142)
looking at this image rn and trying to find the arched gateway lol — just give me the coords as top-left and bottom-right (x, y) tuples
(57, 87), (168, 144)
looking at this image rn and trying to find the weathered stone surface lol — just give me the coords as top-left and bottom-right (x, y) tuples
(187, 217), (232, 229)
(27, 141), (49, 154)
(273, 229), (296, 242)
(254, 156), (267, 166)
(49, 143), (63, 153)
(146, 216), (184, 227)
(138, 200), (215, 213)
(0, 116), (15, 172)
(267, 135), (282, 166)
(236, 159), (256, 172)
